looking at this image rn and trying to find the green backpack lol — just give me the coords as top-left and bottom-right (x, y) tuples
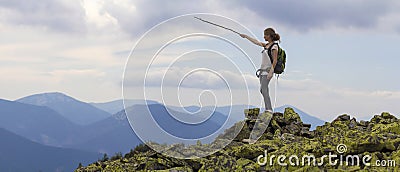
(266, 43), (286, 74)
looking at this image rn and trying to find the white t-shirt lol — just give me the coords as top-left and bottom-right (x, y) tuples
(260, 43), (278, 75)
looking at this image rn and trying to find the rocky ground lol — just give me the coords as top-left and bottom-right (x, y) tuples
(76, 108), (400, 171)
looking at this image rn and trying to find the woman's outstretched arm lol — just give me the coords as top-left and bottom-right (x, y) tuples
(239, 34), (266, 47)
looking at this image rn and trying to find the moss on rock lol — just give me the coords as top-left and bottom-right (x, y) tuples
(76, 108), (400, 172)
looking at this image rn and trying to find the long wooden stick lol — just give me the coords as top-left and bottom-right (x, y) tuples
(194, 17), (240, 35)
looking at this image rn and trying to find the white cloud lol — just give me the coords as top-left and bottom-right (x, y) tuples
(0, 0), (86, 33)
(233, 0), (400, 33)
(275, 77), (400, 121)
(0, 0), (399, 120)
(82, 0), (119, 28)
(48, 69), (106, 78)
(125, 67), (258, 89)
(2, 0), (400, 35)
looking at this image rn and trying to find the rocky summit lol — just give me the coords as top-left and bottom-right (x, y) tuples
(76, 108), (400, 171)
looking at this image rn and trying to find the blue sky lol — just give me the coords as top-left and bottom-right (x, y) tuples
(0, 0), (399, 121)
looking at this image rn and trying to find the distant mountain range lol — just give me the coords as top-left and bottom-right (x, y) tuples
(0, 98), (141, 154)
(67, 110), (142, 155)
(17, 92), (111, 125)
(125, 104), (230, 144)
(0, 92), (326, 171)
(0, 127), (101, 172)
(0, 98), (141, 172)
(0, 99), (80, 146)
(91, 99), (159, 114)
(93, 100), (325, 130)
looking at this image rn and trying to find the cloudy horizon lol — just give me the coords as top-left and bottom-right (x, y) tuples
(1, 0), (400, 121)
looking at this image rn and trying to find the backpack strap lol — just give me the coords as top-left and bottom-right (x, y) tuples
(267, 43), (279, 63)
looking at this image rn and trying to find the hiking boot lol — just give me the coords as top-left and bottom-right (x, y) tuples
(242, 138), (257, 144)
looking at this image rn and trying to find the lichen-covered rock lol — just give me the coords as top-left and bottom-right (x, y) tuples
(284, 108), (301, 123)
(336, 114), (351, 121)
(76, 108), (400, 172)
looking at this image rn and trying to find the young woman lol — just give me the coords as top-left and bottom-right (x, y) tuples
(240, 28), (280, 113)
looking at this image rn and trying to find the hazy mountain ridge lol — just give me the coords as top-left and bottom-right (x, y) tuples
(1, 93), (325, 152)
(0, 99), (81, 146)
(67, 110), (142, 154)
(0, 93), (332, 172)
(16, 92), (111, 125)
(0, 127), (101, 172)
(0, 98), (140, 153)
(90, 99), (324, 130)
(91, 99), (159, 114)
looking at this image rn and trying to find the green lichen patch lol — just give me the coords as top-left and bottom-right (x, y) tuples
(76, 108), (400, 172)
